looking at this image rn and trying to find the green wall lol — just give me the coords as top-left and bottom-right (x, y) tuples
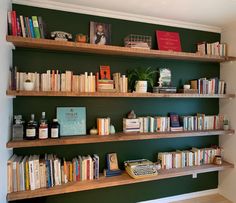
(12, 4), (220, 203)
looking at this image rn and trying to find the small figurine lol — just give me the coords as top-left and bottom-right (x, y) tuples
(127, 110), (136, 119)
(90, 127), (98, 135)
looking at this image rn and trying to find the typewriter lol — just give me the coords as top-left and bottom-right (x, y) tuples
(124, 159), (158, 179)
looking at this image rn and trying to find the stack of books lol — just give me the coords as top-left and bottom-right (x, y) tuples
(7, 11), (46, 38)
(123, 118), (140, 133)
(153, 86), (177, 93)
(158, 146), (221, 169)
(190, 78), (226, 94)
(182, 114), (224, 131)
(7, 154), (99, 193)
(97, 118), (110, 135)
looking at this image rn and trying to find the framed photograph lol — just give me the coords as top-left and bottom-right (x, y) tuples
(90, 21), (111, 45)
(57, 107), (86, 136)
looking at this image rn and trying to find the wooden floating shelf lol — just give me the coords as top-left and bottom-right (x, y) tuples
(7, 130), (234, 148)
(7, 161), (234, 201)
(6, 90), (235, 99)
(6, 36), (236, 62)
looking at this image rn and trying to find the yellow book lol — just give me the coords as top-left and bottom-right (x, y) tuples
(69, 162), (73, 182)
(25, 158), (30, 190)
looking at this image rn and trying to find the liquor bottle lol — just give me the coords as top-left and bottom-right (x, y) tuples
(39, 112), (48, 139)
(51, 118), (60, 138)
(12, 115), (24, 140)
(25, 114), (37, 140)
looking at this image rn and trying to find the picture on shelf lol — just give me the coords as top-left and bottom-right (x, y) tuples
(57, 107), (86, 136)
(156, 30), (182, 52)
(90, 21), (111, 45)
(100, 65), (111, 80)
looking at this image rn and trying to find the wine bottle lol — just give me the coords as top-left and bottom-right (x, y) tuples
(39, 112), (48, 139)
(25, 114), (37, 140)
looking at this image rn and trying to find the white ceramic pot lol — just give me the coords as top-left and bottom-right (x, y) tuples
(24, 82), (34, 91)
(135, 80), (148, 93)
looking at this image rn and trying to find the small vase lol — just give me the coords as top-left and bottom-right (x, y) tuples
(135, 80), (148, 93)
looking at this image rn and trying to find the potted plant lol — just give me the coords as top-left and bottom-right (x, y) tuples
(127, 67), (156, 93)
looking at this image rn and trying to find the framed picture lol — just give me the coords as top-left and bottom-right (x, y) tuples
(156, 30), (182, 52)
(57, 107), (86, 136)
(90, 21), (111, 45)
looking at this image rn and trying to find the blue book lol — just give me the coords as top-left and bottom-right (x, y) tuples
(46, 159), (51, 188)
(57, 107), (86, 136)
(29, 18), (35, 38)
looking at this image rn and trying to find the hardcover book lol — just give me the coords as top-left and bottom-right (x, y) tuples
(57, 107), (86, 136)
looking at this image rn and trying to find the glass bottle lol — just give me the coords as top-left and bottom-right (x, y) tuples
(51, 119), (60, 138)
(25, 114), (37, 140)
(39, 112), (48, 139)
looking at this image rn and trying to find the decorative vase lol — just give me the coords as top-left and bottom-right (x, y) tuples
(135, 80), (148, 93)
(24, 81), (34, 91)
(110, 125), (115, 134)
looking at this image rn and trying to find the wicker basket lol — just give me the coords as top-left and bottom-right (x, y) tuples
(124, 34), (152, 49)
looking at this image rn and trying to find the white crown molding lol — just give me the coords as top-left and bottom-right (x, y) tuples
(12, 0), (222, 33)
(139, 188), (219, 203)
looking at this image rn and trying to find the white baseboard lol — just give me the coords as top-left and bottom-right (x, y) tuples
(139, 188), (219, 203)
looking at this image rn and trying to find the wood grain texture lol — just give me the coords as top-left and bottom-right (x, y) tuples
(6, 90), (236, 99)
(7, 161), (234, 201)
(6, 130), (235, 148)
(6, 36), (236, 62)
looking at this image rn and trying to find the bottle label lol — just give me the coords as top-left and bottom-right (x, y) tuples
(26, 129), (36, 137)
(39, 128), (48, 139)
(51, 128), (59, 138)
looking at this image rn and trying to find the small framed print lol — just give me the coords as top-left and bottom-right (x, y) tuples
(106, 153), (119, 171)
(90, 21), (111, 45)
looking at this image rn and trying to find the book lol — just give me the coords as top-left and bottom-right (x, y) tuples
(169, 113), (180, 127)
(100, 66), (111, 80)
(7, 11), (12, 35)
(11, 11), (17, 36)
(57, 107), (86, 136)
(32, 16), (41, 38)
(37, 16), (45, 38)
(29, 18), (35, 38)
(19, 15), (26, 38)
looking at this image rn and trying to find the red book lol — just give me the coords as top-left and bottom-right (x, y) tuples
(77, 163), (80, 181)
(87, 159), (90, 180)
(100, 66), (111, 80)
(11, 11), (17, 36)
(16, 17), (21, 36)
(95, 72), (99, 91)
(156, 30), (182, 52)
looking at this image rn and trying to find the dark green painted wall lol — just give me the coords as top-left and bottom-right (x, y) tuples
(12, 4), (220, 203)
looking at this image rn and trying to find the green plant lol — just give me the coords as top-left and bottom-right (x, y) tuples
(127, 67), (157, 91)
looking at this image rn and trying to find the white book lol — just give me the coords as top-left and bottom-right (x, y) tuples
(7, 154), (17, 193)
(19, 156), (27, 191)
(33, 155), (40, 189)
(61, 73), (66, 91)
(29, 156), (35, 190)
(84, 72), (88, 92)
(54, 159), (59, 185)
(46, 70), (51, 91)
(19, 15), (26, 38)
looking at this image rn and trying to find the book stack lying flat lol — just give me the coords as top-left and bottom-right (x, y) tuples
(7, 154), (99, 193)
(123, 118), (140, 133)
(158, 146), (221, 169)
(153, 86), (177, 93)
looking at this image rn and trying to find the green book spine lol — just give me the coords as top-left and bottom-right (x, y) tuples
(32, 16), (41, 38)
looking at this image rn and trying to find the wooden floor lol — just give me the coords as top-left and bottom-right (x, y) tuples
(171, 194), (232, 203)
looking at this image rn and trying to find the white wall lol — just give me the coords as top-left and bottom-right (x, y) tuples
(0, 0), (13, 202)
(219, 22), (236, 203)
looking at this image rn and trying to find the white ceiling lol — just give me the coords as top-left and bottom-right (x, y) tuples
(48, 0), (236, 27)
